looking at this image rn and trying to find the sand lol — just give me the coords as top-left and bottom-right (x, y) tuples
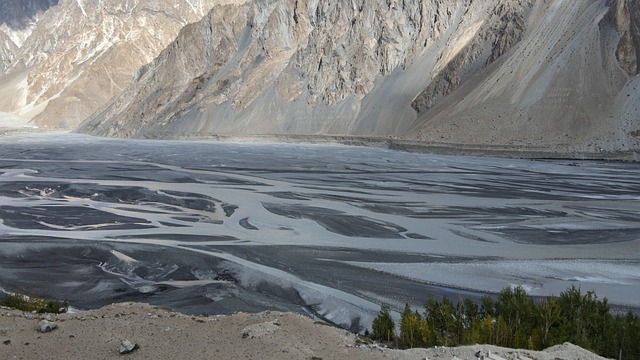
(0, 303), (608, 360)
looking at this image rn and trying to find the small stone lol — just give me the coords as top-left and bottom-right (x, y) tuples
(119, 340), (139, 354)
(37, 320), (58, 333)
(3, 339), (10, 345)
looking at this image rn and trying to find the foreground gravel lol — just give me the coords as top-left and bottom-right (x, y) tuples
(0, 303), (608, 360)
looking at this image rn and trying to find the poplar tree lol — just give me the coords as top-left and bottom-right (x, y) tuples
(372, 303), (395, 343)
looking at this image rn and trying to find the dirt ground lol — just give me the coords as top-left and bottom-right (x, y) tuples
(0, 302), (608, 360)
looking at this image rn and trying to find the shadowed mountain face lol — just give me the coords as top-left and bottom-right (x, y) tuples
(615, 0), (640, 75)
(0, 0), (58, 29)
(76, 0), (640, 157)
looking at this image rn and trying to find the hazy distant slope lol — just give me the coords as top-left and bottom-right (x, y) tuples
(77, 0), (639, 157)
(0, 0), (58, 75)
(0, 0), (58, 30)
(0, 0), (226, 129)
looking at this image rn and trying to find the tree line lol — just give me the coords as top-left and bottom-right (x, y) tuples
(370, 285), (640, 360)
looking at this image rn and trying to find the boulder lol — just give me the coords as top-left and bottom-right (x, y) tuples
(118, 340), (139, 355)
(37, 320), (58, 333)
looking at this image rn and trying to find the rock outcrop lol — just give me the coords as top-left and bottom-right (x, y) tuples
(408, 0), (640, 154)
(0, 30), (18, 75)
(0, 0), (227, 129)
(77, 0), (640, 157)
(80, 0), (538, 138)
(615, 0), (640, 76)
(36, 320), (58, 333)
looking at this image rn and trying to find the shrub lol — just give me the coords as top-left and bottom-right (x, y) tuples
(0, 292), (68, 314)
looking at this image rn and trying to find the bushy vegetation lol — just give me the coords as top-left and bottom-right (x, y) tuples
(371, 285), (640, 359)
(372, 303), (395, 342)
(0, 292), (68, 314)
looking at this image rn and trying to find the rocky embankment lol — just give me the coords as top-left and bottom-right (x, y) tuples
(0, 303), (609, 360)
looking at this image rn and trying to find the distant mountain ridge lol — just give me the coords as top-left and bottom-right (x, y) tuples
(0, 0), (225, 128)
(0, 0), (57, 30)
(77, 0), (640, 158)
(0, 0), (57, 74)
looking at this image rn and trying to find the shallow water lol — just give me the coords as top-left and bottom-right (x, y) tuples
(0, 133), (638, 329)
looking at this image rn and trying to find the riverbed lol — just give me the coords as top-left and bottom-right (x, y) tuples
(0, 132), (638, 330)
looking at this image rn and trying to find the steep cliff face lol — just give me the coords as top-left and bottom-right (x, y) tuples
(80, 0), (535, 138)
(409, 0), (640, 154)
(0, 30), (18, 74)
(0, 0), (226, 128)
(77, 0), (639, 156)
(615, 0), (640, 75)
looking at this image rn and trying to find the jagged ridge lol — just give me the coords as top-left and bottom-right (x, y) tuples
(0, 0), (227, 128)
(72, 0), (639, 157)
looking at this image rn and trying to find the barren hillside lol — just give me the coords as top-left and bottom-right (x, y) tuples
(408, 0), (640, 155)
(77, 0), (640, 158)
(0, 0), (229, 129)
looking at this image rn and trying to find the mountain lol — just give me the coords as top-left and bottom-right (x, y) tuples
(0, 0), (58, 75)
(77, 0), (640, 157)
(0, 0), (58, 30)
(0, 0), (226, 129)
(407, 0), (640, 155)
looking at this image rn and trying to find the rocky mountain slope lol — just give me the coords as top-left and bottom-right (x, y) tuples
(0, 0), (227, 129)
(408, 0), (640, 155)
(0, 0), (58, 75)
(77, 0), (640, 157)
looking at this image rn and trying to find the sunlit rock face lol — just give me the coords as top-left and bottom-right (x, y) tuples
(0, 0), (227, 129)
(0, 0), (58, 74)
(80, 0), (535, 138)
(77, 0), (639, 156)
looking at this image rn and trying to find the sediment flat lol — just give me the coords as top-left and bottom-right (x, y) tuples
(0, 132), (638, 331)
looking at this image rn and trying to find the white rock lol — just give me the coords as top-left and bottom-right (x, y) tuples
(37, 320), (58, 333)
(118, 340), (139, 354)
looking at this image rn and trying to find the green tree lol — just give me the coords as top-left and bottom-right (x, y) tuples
(495, 286), (534, 348)
(400, 304), (422, 348)
(533, 296), (561, 349)
(372, 303), (395, 343)
(495, 315), (509, 347)
(555, 286), (594, 349)
(424, 296), (457, 346)
(478, 314), (494, 345)
(373, 285), (640, 359)
(480, 296), (496, 318)
(420, 317), (433, 347)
